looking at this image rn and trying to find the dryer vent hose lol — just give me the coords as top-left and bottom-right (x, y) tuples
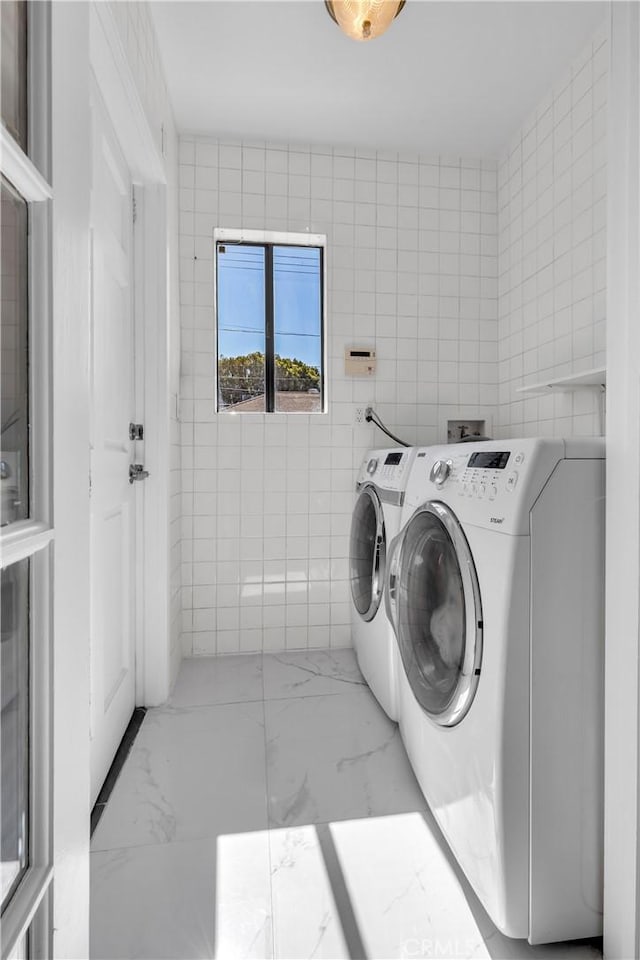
(365, 407), (410, 448)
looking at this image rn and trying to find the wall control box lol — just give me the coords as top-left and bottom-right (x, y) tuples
(345, 347), (376, 376)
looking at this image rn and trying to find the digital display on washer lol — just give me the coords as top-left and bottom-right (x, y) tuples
(384, 452), (403, 466)
(467, 451), (510, 470)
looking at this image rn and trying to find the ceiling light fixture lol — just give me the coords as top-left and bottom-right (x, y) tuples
(324, 0), (406, 43)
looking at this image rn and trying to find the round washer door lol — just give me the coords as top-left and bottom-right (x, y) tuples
(396, 501), (482, 726)
(349, 485), (386, 623)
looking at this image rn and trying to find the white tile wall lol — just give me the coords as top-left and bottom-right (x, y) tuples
(108, 1), (183, 685)
(496, 27), (607, 438)
(179, 140), (498, 656)
(172, 23), (607, 657)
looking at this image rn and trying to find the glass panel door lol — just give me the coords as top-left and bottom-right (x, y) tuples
(0, 1), (27, 151)
(349, 487), (384, 621)
(0, 559), (29, 909)
(1, 178), (29, 528)
(396, 504), (482, 725)
(1, 4), (52, 956)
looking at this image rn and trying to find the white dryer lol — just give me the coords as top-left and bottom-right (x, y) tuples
(386, 438), (605, 944)
(350, 447), (416, 720)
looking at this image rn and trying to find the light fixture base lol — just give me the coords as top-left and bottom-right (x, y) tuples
(324, 1), (406, 42)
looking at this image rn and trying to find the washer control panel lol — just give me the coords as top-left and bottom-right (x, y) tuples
(430, 449), (527, 502)
(405, 439), (583, 536)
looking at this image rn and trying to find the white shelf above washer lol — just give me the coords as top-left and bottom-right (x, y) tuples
(516, 366), (606, 395)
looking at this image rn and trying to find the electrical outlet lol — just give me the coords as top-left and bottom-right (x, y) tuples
(355, 406), (365, 424)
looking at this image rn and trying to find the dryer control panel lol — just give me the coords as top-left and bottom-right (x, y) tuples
(431, 449), (524, 501)
(357, 447), (417, 493)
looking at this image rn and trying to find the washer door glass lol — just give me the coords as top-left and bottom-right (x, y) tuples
(350, 486), (385, 622)
(397, 502), (482, 725)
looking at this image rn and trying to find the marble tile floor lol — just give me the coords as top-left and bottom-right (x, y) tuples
(91, 648), (603, 960)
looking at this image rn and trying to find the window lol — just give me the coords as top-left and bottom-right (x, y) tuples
(1, 2), (52, 956)
(215, 230), (325, 413)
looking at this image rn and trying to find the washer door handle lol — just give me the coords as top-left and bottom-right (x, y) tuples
(385, 531), (402, 632)
(388, 572), (397, 601)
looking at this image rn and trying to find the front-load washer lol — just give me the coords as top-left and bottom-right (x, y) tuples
(386, 438), (605, 944)
(349, 446), (416, 720)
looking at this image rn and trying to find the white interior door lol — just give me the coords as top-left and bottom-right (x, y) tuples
(89, 83), (137, 805)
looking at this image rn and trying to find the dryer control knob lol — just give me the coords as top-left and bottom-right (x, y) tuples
(366, 458), (378, 475)
(430, 459), (452, 486)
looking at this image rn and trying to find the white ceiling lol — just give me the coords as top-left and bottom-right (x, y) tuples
(151, 0), (607, 157)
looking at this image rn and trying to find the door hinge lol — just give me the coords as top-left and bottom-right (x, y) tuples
(129, 422), (144, 441)
(89, 470), (92, 496)
(132, 192), (137, 225)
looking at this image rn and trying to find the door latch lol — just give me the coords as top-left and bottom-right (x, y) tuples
(129, 422), (144, 441)
(388, 573), (397, 601)
(129, 464), (150, 484)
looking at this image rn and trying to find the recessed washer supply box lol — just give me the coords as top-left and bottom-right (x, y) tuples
(345, 347), (376, 376)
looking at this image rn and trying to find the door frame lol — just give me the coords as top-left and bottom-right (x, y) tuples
(133, 180), (172, 705)
(89, 3), (171, 709)
(604, 3), (640, 957)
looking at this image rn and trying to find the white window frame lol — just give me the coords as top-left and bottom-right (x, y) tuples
(0, 2), (53, 956)
(213, 227), (328, 415)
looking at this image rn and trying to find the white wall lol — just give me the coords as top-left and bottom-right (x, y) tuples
(178, 140), (498, 655)
(496, 26), (608, 438)
(107, 1), (171, 165)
